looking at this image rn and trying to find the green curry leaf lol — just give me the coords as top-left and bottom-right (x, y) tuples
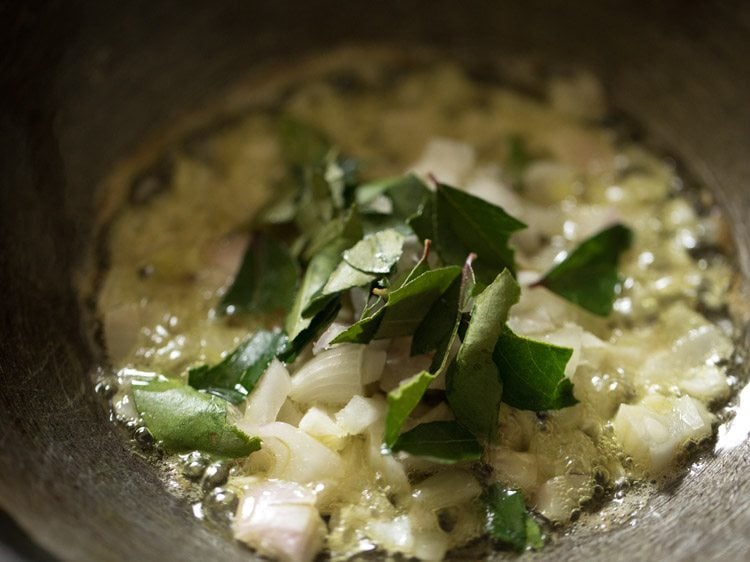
(132, 380), (260, 458)
(383, 371), (434, 448)
(435, 182), (526, 283)
(285, 210), (361, 339)
(483, 484), (543, 552)
(493, 326), (576, 411)
(332, 266), (461, 345)
(446, 269), (520, 442)
(356, 174), (432, 221)
(391, 420), (482, 463)
(188, 330), (287, 404)
(217, 233), (298, 317)
(536, 224), (633, 316)
(342, 229), (406, 274)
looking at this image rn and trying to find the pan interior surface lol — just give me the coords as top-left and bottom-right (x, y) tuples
(1, 2), (749, 561)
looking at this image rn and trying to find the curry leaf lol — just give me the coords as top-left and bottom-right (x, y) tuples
(389, 238), (433, 291)
(304, 228), (407, 318)
(343, 229), (406, 274)
(382, 253), (468, 445)
(406, 195), (435, 242)
(356, 174), (431, 221)
(317, 262), (377, 299)
(435, 182), (526, 283)
(484, 484), (543, 552)
(493, 326), (576, 411)
(282, 298), (341, 363)
(412, 253), (476, 369)
(285, 211), (361, 339)
(332, 266), (461, 344)
(302, 208), (363, 263)
(536, 223), (632, 316)
(391, 420), (482, 463)
(217, 233), (298, 317)
(188, 330), (287, 404)
(132, 381), (260, 458)
(446, 270), (520, 442)
(383, 371), (434, 448)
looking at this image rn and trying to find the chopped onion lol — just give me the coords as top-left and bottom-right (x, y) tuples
(335, 395), (385, 435)
(312, 322), (350, 355)
(238, 359), (291, 431)
(639, 324), (732, 401)
(365, 515), (414, 552)
(233, 479), (325, 562)
(534, 474), (593, 523)
(277, 399), (304, 426)
(298, 407), (347, 451)
(613, 394), (713, 472)
(248, 422), (344, 484)
(411, 469), (482, 511)
(365, 426), (410, 494)
(489, 448), (539, 497)
(289, 345), (385, 406)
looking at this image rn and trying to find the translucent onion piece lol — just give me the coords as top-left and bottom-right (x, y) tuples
(289, 345), (385, 406)
(365, 426), (410, 494)
(335, 396), (385, 436)
(489, 448), (539, 497)
(365, 515), (414, 553)
(613, 394), (714, 472)
(233, 479), (325, 562)
(534, 474), (593, 523)
(251, 422), (344, 484)
(277, 399), (304, 427)
(312, 322), (350, 355)
(239, 359), (291, 430)
(411, 469), (482, 511)
(298, 407), (347, 451)
(639, 324), (732, 401)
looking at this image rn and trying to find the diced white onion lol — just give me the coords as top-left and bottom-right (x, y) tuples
(411, 469), (482, 511)
(299, 407), (347, 450)
(248, 422), (344, 484)
(335, 395), (385, 435)
(233, 479), (325, 562)
(639, 324), (732, 401)
(365, 515), (414, 552)
(239, 359), (291, 430)
(534, 474), (593, 523)
(289, 344), (387, 406)
(312, 322), (350, 355)
(489, 448), (539, 496)
(276, 399), (304, 427)
(613, 394), (714, 472)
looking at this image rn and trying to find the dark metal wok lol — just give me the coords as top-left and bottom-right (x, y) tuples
(1, 1), (749, 560)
